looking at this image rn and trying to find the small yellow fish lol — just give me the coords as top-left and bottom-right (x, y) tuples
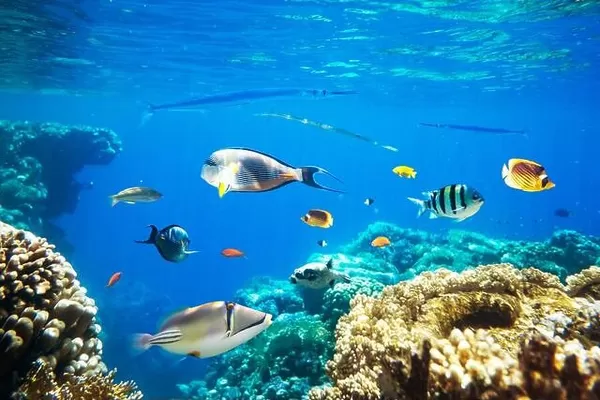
(109, 186), (162, 206)
(392, 166), (417, 179)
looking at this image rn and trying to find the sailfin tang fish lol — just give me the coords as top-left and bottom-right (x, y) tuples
(201, 147), (343, 197)
(134, 301), (272, 358)
(407, 184), (484, 222)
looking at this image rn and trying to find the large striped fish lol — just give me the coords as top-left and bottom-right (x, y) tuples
(134, 301), (272, 358)
(200, 147), (343, 197)
(407, 184), (484, 222)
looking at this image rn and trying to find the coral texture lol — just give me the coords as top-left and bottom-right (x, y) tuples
(0, 120), (121, 250)
(11, 359), (142, 400)
(0, 222), (109, 397)
(309, 263), (600, 400)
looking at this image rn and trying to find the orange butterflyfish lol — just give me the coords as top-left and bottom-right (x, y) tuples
(301, 209), (333, 228)
(107, 272), (122, 287)
(371, 236), (391, 248)
(501, 158), (555, 192)
(221, 248), (246, 258)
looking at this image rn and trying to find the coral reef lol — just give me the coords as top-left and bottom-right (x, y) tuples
(173, 223), (600, 400)
(342, 222), (600, 279)
(11, 359), (142, 400)
(0, 120), (122, 250)
(0, 222), (137, 397)
(309, 263), (600, 399)
(179, 312), (333, 399)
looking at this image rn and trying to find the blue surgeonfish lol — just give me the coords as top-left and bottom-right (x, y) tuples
(407, 184), (484, 222)
(135, 224), (199, 262)
(200, 147), (343, 198)
(134, 301), (272, 358)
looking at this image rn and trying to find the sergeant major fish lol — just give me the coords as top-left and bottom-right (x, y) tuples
(134, 301), (272, 358)
(200, 147), (343, 197)
(109, 186), (162, 206)
(407, 184), (484, 222)
(289, 259), (351, 289)
(135, 224), (199, 262)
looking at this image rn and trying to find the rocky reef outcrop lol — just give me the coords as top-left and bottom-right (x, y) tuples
(0, 120), (122, 251)
(175, 222), (600, 400)
(0, 222), (141, 399)
(308, 263), (600, 399)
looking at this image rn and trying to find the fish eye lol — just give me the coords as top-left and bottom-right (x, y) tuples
(541, 177), (549, 187)
(472, 191), (482, 200)
(205, 158), (217, 167)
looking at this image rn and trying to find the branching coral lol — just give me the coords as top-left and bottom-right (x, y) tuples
(11, 359), (142, 400)
(309, 263), (600, 400)
(0, 222), (128, 397)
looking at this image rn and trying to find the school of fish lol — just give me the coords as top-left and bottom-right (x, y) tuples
(104, 87), (557, 360)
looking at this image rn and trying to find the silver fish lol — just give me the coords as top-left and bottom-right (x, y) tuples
(109, 186), (162, 206)
(135, 301), (272, 358)
(200, 147), (343, 198)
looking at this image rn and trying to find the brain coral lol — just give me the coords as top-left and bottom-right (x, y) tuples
(309, 263), (600, 400)
(0, 222), (136, 397)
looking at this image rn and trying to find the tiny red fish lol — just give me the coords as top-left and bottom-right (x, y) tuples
(221, 248), (246, 258)
(107, 272), (122, 287)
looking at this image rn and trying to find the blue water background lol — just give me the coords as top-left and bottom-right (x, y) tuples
(1, 1), (600, 396)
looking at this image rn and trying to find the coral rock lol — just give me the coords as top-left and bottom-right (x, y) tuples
(0, 222), (108, 397)
(309, 263), (600, 400)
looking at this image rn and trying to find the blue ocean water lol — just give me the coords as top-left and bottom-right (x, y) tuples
(1, 0), (599, 397)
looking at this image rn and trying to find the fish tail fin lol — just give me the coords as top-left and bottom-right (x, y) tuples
(135, 224), (159, 244)
(300, 166), (344, 193)
(139, 102), (156, 128)
(132, 333), (153, 352)
(109, 196), (119, 207)
(501, 163), (510, 180)
(407, 197), (427, 218)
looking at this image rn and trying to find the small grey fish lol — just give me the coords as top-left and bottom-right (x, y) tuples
(109, 186), (162, 206)
(134, 301), (272, 358)
(289, 259), (351, 289)
(135, 224), (199, 262)
(407, 184), (484, 222)
(200, 147), (343, 197)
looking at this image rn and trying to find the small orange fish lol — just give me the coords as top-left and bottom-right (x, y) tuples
(301, 209), (334, 228)
(221, 248), (246, 258)
(371, 236), (391, 248)
(107, 272), (122, 287)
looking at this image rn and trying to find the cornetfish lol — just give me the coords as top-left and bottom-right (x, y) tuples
(141, 88), (358, 123)
(418, 122), (526, 135)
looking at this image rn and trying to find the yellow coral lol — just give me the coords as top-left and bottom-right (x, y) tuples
(309, 263), (600, 400)
(12, 360), (143, 400)
(566, 265), (600, 299)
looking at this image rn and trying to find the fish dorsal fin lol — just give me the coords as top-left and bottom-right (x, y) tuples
(225, 147), (295, 169)
(509, 158), (541, 169)
(162, 224), (183, 232)
(326, 259), (334, 269)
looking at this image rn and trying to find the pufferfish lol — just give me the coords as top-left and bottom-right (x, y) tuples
(289, 259), (351, 289)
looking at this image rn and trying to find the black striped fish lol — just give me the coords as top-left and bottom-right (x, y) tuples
(134, 301), (272, 358)
(407, 184), (484, 222)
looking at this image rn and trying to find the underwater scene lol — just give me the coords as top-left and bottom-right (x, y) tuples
(1, 0), (600, 399)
